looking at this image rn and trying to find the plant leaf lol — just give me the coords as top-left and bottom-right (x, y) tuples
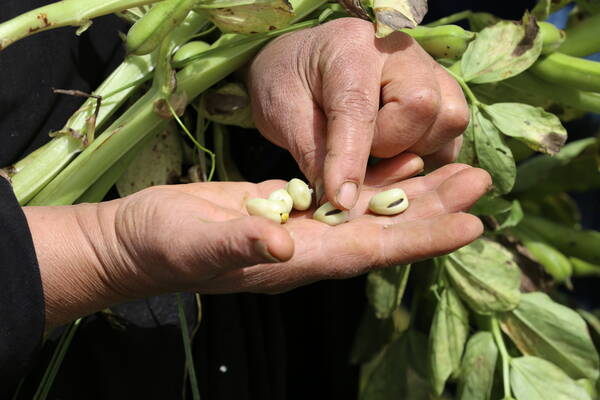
(429, 287), (470, 395)
(456, 106), (477, 165)
(359, 336), (408, 399)
(473, 108), (516, 196)
(457, 332), (498, 400)
(197, 0), (295, 34)
(482, 102), (566, 155)
(371, 0), (428, 37)
(510, 356), (591, 400)
(461, 13), (543, 83)
(445, 239), (521, 315)
(367, 265), (411, 319)
(514, 138), (600, 194)
(501, 292), (600, 380)
(116, 125), (182, 197)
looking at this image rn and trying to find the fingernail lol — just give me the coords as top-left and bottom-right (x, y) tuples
(254, 240), (283, 263)
(336, 181), (358, 210)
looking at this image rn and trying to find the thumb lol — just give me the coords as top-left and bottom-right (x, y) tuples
(194, 216), (295, 273)
(320, 43), (382, 210)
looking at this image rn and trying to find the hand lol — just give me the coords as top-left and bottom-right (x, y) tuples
(24, 161), (490, 327)
(248, 18), (469, 210)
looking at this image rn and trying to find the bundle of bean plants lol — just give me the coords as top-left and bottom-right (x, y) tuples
(2, 0), (600, 398)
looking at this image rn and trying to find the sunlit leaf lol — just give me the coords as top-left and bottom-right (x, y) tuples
(461, 13), (543, 83)
(502, 292), (600, 380)
(445, 239), (521, 315)
(511, 356), (591, 400)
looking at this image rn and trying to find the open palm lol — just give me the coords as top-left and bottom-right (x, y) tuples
(107, 160), (491, 299)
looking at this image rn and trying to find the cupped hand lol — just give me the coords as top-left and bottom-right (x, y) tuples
(248, 18), (470, 211)
(99, 162), (490, 298)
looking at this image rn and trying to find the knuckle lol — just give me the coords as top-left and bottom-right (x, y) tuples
(441, 102), (470, 137)
(404, 86), (441, 124)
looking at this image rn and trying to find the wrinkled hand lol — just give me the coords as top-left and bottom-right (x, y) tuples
(248, 18), (469, 210)
(31, 162), (487, 325)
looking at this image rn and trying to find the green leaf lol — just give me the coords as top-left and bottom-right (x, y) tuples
(198, 82), (254, 128)
(510, 356), (591, 400)
(501, 292), (600, 380)
(429, 287), (469, 395)
(456, 106), (477, 166)
(469, 196), (523, 230)
(371, 0), (428, 37)
(457, 332), (498, 400)
(514, 137), (598, 193)
(116, 125), (182, 197)
(461, 13), (543, 83)
(497, 200), (523, 230)
(367, 265), (411, 319)
(531, 0), (551, 20)
(473, 108), (516, 196)
(445, 239), (521, 315)
(360, 330), (433, 400)
(350, 306), (396, 365)
(469, 195), (513, 216)
(197, 0), (295, 34)
(482, 102), (567, 155)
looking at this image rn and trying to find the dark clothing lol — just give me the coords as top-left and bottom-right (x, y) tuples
(1, 0), (555, 399)
(0, 179), (44, 390)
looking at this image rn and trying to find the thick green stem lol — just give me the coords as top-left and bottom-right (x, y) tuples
(444, 65), (481, 106)
(10, 12), (207, 205)
(531, 52), (600, 93)
(75, 127), (160, 203)
(29, 0), (325, 206)
(491, 318), (512, 400)
(0, 0), (163, 51)
(425, 10), (472, 27)
(10, 53), (154, 205)
(558, 12), (600, 57)
(501, 72), (600, 114)
(214, 123), (244, 181)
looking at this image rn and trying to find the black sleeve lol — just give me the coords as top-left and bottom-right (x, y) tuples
(0, 177), (45, 395)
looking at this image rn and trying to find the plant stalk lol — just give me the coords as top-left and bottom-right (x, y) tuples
(0, 0), (163, 51)
(28, 0), (325, 206)
(491, 317), (513, 400)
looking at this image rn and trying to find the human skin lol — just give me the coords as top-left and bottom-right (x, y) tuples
(248, 18), (469, 210)
(25, 160), (490, 328)
(22, 18), (483, 329)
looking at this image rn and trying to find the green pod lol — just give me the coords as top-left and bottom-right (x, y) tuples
(402, 25), (475, 59)
(126, 0), (198, 55)
(531, 52), (600, 93)
(570, 257), (600, 277)
(513, 227), (572, 282)
(538, 21), (566, 54)
(521, 214), (600, 264)
(172, 40), (210, 64)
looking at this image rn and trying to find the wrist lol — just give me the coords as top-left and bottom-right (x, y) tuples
(23, 200), (133, 328)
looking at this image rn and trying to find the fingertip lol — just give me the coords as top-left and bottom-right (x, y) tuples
(251, 217), (295, 262)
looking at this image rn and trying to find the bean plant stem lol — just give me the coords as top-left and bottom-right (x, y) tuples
(491, 317), (512, 400)
(444, 65), (481, 106)
(425, 10), (472, 27)
(168, 101), (216, 182)
(0, 0), (163, 51)
(28, 0), (325, 206)
(176, 293), (201, 400)
(33, 318), (83, 400)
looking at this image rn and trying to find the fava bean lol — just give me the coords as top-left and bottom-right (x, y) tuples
(246, 198), (289, 224)
(368, 188), (409, 216)
(285, 178), (312, 211)
(268, 189), (294, 214)
(313, 201), (348, 226)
